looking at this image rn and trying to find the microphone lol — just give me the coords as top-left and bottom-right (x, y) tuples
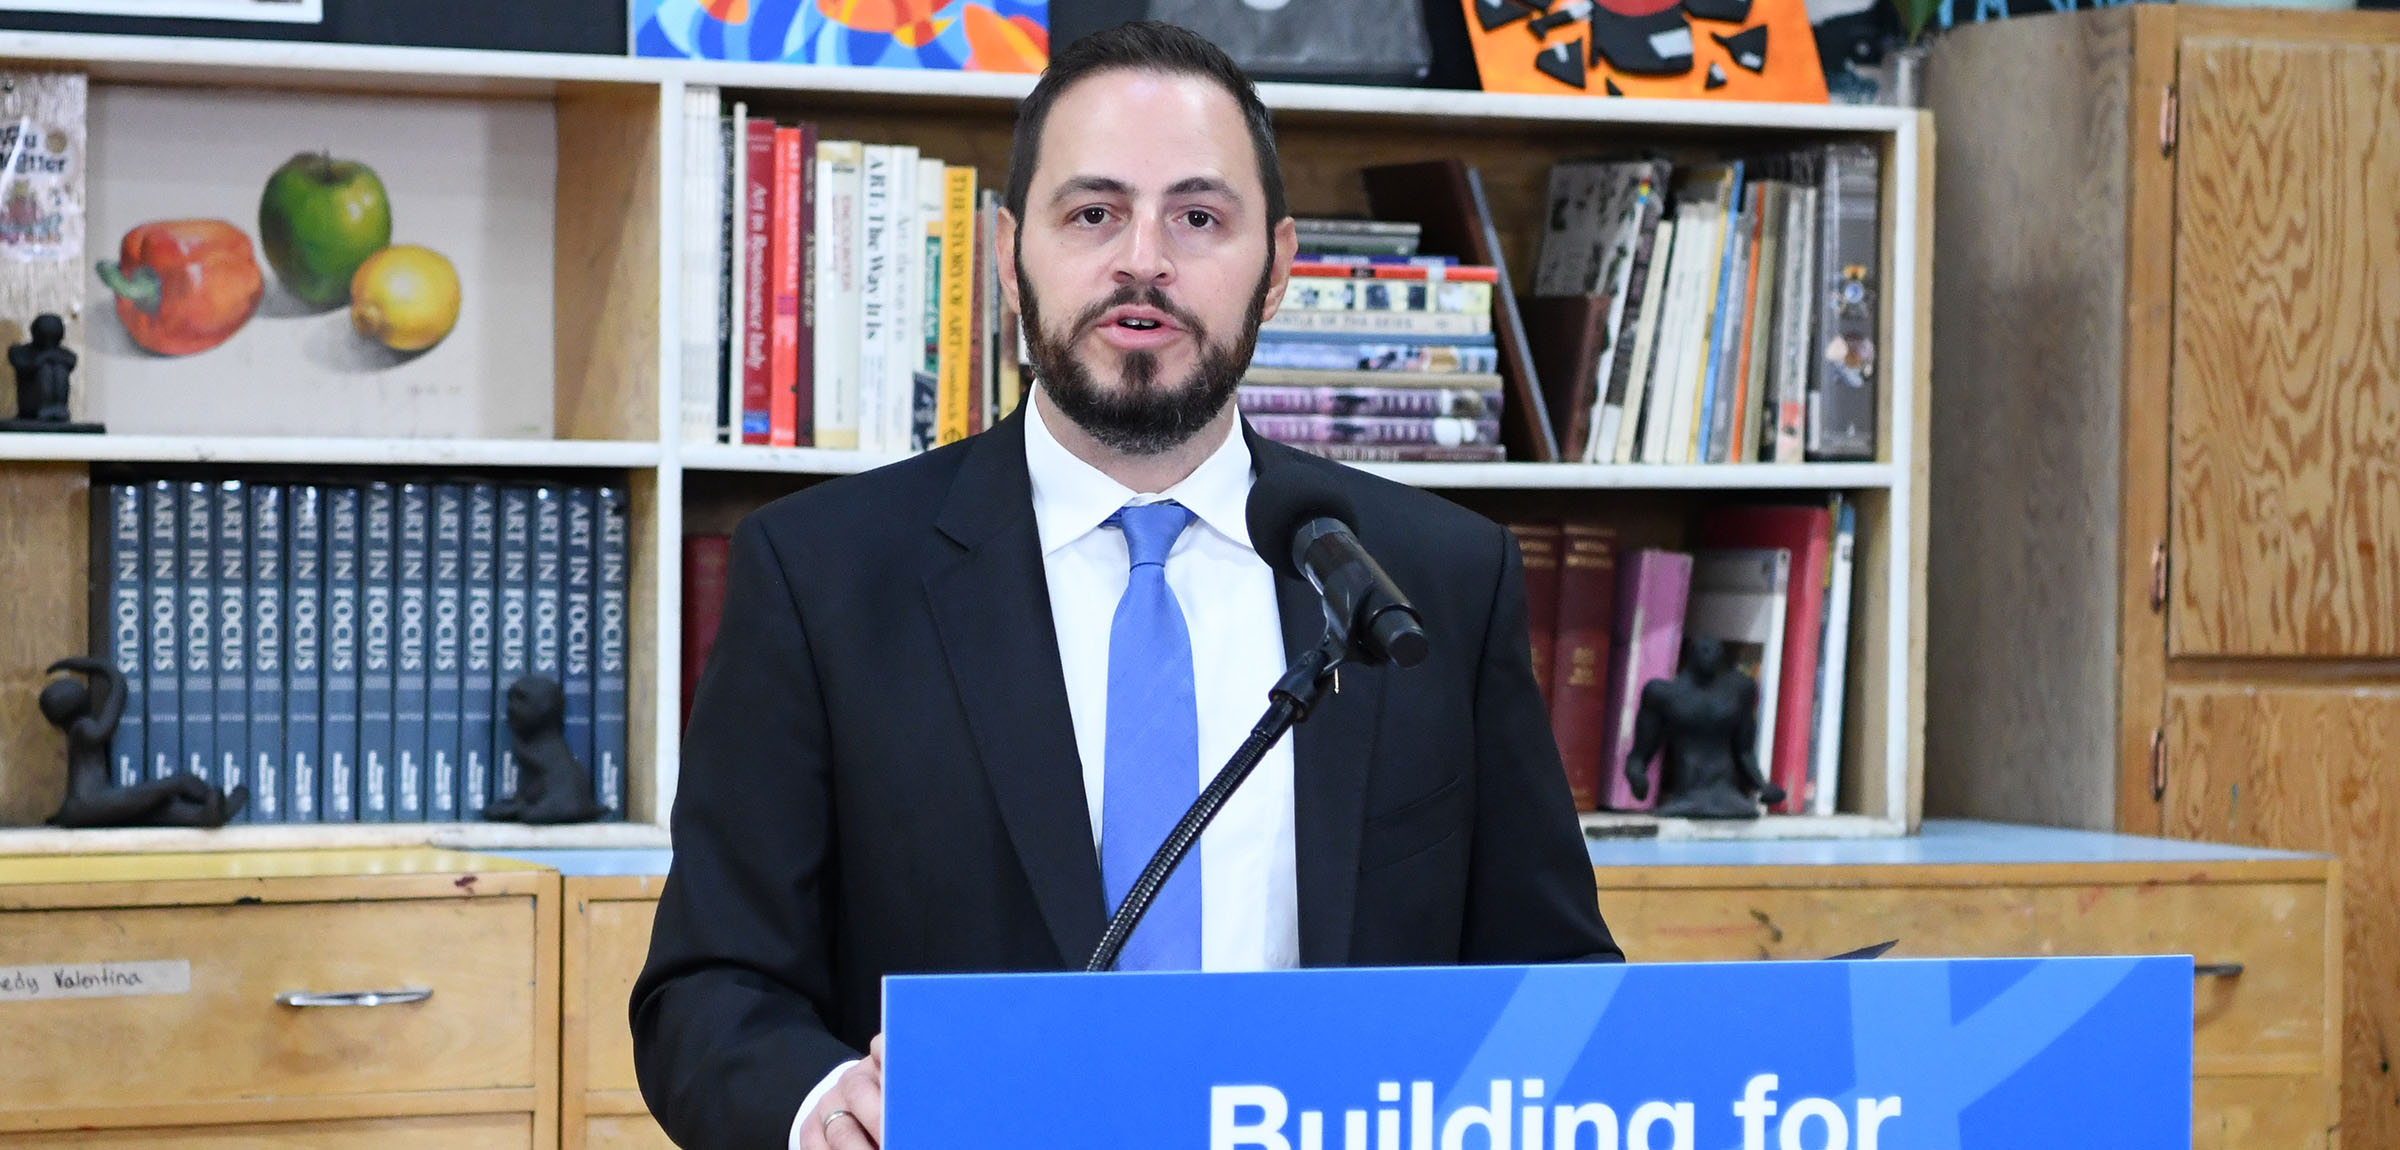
(1245, 465), (1430, 668)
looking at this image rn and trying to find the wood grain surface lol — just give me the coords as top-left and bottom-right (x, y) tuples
(0, 1112), (531, 1149)
(1923, 9), (2132, 831)
(555, 82), (662, 444)
(0, 464), (90, 828)
(2167, 684), (2396, 1148)
(2170, 38), (2400, 658)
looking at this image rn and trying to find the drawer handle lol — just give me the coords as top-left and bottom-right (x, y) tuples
(276, 988), (434, 1008)
(2194, 963), (2244, 978)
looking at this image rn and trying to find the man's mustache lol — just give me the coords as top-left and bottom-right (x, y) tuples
(1067, 284), (1210, 342)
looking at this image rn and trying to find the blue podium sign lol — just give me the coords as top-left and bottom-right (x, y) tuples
(885, 955), (2191, 1149)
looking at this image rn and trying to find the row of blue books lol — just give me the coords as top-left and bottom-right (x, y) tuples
(90, 477), (632, 824)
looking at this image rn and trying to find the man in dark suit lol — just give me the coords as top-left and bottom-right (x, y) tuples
(631, 21), (1619, 1150)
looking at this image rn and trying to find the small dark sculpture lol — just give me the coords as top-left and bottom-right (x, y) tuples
(1624, 635), (1787, 819)
(3, 314), (102, 433)
(42, 657), (247, 828)
(484, 675), (604, 824)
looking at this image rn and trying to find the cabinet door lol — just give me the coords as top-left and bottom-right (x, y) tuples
(2169, 37), (2400, 657)
(2164, 684), (2399, 1149)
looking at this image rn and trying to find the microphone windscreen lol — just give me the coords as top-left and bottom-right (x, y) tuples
(1244, 463), (1358, 582)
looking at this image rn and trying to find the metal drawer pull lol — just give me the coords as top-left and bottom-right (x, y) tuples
(2194, 963), (2244, 978)
(276, 988), (434, 1008)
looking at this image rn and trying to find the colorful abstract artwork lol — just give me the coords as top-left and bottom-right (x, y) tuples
(1462, 0), (1827, 103)
(631, 0), (1049, 71)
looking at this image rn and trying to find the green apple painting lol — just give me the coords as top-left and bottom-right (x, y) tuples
(258, 152), (393, 308)
(82, 85), (554, 438)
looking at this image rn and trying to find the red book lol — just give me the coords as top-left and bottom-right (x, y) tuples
(1507, 521), (1565, 708)
(1546, 521), (1617, 811)
(1600, 549), (1694, 811)
(1697, 503), (1834, 813)
(767, 125), (803, 447)
(739, 119), (774, 445)
(680, 534), (731, 733)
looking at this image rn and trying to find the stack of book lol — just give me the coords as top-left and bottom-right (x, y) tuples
(88, 475), (633, 825)
(1513, 497), (1858, 819)
(1243, 218), (1507, 463)
(677, 86), (1021, 453)
(1525, 144), (1882, 465)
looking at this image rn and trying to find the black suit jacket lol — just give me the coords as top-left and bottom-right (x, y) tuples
(631, 411), (1619, 1148)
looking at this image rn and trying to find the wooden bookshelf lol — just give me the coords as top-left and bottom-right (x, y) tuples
(0, 29), (1931, 852)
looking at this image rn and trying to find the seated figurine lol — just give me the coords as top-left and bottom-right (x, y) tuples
(484, 675), (605, 824)
(43, 656), (246, 828)
(1624, 634), (1788, 819)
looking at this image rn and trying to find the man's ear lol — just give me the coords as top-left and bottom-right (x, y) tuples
(1260, 215), (1298, 324)
(997, 207), (1021, 316)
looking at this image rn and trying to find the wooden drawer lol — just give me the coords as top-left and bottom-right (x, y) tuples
(564, 876), (668, 1150)
(0, 897), (538, 1112)
(1595, 868), (2333, 1076)
(2194, 1075), (2338, 1150)
(0, 1112), (531, 1148)
(0, 850), (559, 1141)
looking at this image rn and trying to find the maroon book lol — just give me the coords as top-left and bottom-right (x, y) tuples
(1508, 521), (1565, 710)
(681, 534), (731, 733)
(1546, 521), (1618, 811)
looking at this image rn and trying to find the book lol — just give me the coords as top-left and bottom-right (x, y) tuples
(0, 69), (87, 402)
(394, 482), (430, 821)
(1697, 502), (1835, 814)
(1599, 549), (1693, 811)
(428, 484), (466, 822)
(180, 481), (214, 790)
(1808, 142), (1882, 461)
(322, 486), (361, 822)
(681, 533), (730, 734)
(462, 483), (501, 818)
(1521, 294), (1611, 463)
(1236, 385), (1501, 419)
(494, 486), (533, 805)
(1507, 521), (1564, 710)
(247, 483), (283, 823)
(286, 486), (324, 823)
(358, 482), (396, 822)
(97, 483), (145, 790)
(595, 485), (631, 820)
(562, 486), (597, 776)
(144, 479), (180, 784)
(1547, 522), (1617, 810)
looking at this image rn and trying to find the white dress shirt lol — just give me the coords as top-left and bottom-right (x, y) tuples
(792, 394), (1299, 1146)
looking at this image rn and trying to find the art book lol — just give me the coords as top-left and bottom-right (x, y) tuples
(632, 0), (1048, 72)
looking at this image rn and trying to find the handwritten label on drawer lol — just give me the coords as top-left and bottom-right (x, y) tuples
(0, 960), (191, 1002)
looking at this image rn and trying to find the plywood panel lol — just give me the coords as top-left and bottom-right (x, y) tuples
(1598, 877), (2330, 1072)
(583, 1115), (676, 1150)
(2170, 39), (2400, 657)
(579, 898), (658, 1096)
(555, 82), (661, 443)
(0, 1113), (530, 1148)
(0, 463), (90, 827)
(2166, 685), (2399, 1147)
(1923, 9), (2132, 831)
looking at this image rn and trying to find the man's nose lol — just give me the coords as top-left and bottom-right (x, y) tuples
(1112, 212), (1173, 287)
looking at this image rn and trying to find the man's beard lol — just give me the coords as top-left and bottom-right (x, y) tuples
(1018, 253), (1271, 457)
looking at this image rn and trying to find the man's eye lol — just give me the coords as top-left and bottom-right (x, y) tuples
(1184, 210), (1215, 229)
(1076, 207), (1109, 225)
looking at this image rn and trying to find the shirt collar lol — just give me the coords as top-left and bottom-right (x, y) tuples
(1024, 386), (1256, 557)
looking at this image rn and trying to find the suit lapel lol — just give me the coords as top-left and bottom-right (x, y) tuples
(924, 413), (1107, 969)
(1252, 428), (1384, 968)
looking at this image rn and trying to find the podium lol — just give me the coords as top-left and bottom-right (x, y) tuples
(885, 955), (2193, 1148)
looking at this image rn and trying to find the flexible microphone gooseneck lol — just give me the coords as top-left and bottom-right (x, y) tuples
(1085, 464), (1431, 972)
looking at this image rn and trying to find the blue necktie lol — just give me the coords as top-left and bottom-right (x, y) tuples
(1100, 501), (1201, 971)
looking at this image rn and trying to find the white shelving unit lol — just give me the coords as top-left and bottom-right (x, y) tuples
(0, 30), (1928, 852)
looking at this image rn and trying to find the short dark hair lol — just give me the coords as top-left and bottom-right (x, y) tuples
(1005, 20), (1288, 235)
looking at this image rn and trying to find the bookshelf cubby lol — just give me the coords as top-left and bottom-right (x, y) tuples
(0, 30), (1928, 853)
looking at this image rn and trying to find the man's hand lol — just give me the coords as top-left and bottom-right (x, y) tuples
(802, 1034), (886, 1149)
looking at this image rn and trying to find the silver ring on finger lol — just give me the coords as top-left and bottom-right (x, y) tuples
(823, 1108), (855, 1135)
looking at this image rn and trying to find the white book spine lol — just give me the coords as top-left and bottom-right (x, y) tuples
(855, 143), (894, 453)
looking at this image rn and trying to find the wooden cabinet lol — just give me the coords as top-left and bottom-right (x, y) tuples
(561, 874), (672, 1150)
(1925, 7), (2400, 1142)
(1593, 833), (2342, 1146)
(0, 851), (558, 1144)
